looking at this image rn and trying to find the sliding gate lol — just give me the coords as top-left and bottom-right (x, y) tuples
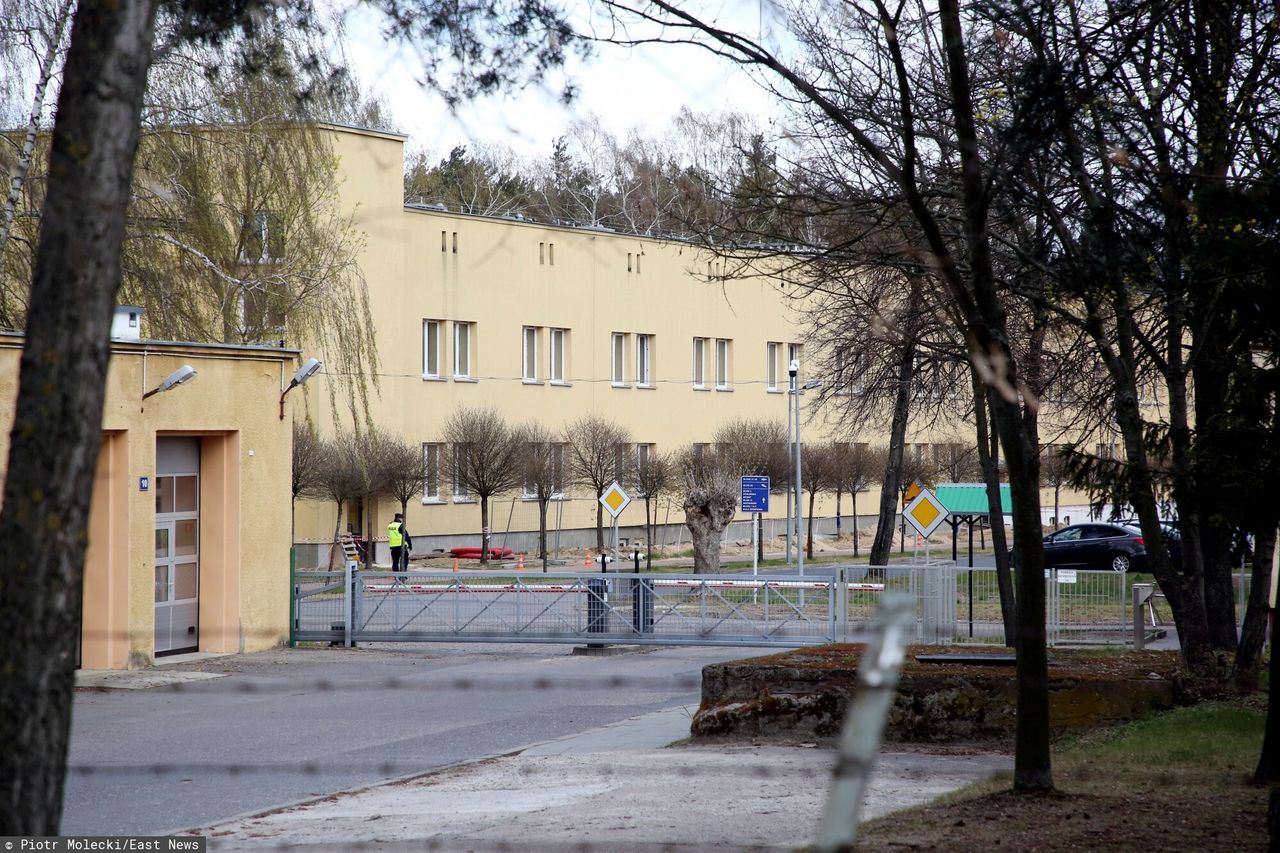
(294, 568), (875, 649)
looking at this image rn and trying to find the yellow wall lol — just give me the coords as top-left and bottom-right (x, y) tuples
(0, 335), (296, 668)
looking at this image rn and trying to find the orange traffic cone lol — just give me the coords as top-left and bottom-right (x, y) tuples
(452, 557), (459, 573)
(516, 554), (524, 571)
(583, 550), (592, 567)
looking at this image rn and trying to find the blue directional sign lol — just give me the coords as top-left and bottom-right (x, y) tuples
(740, 476), (770, 513)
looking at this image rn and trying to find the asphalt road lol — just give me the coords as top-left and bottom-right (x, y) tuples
(63, 642), (752, 836)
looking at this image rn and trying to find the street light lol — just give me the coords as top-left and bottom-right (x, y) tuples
(279, 357), (323, 419)
(142, 365), (197, 400)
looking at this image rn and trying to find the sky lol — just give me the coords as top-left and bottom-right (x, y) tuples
(338, 1), (780, 159)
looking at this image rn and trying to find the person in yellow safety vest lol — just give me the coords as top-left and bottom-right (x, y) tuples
(387, 513), (412, 573)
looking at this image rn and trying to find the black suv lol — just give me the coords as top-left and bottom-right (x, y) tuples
(1042, 523), (1147, 572)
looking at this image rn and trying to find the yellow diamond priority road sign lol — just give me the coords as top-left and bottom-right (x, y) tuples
(599, 481), (631, 519)
(904, 487), (948, 538)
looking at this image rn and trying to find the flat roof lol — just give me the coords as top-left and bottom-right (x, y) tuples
(0, 330), (301, 357)
(934, 483), (1012, 515)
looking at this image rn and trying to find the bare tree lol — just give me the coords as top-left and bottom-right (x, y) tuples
(313, 431), (366, 567)
(563, 414), (632, 552)
(382, 433), (431, 521)
(680, 446), (738, 574)
(516, 422), (564, 570)
(1039, 446), (1070, 531)
(713, 418), (789, 561)
(830, 443), (880, 557)
(801, 441), (835, 559)
(593, 0), (1057, 790)
(633, 446), (674, 569)
(443, 406), (522, 563)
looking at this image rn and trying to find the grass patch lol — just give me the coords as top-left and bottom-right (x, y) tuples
(856, 700), (1268, 851)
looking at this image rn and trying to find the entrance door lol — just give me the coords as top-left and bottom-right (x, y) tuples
(155, 439), (200, 655)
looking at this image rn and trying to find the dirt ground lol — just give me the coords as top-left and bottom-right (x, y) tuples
(855, 734), (1266, 852)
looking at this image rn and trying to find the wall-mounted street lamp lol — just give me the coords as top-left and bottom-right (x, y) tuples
(142, 365), (197, 400)
(279, 357), (323, 419)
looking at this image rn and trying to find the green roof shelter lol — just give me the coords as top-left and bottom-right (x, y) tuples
(933, 483), (1012, 566)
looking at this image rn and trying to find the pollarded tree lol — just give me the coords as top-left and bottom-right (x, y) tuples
(563, 413), (632, 552)
(516, 421), (564, 571)
(443, 406), (522, 563)
(680, 445), (738, 574)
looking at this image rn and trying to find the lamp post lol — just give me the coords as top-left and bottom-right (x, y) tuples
(792, 364), (821, 579)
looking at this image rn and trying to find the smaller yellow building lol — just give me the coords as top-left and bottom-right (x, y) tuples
(0, 316), (301, 669)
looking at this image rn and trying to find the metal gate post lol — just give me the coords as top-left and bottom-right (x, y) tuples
(834, 568), (849, 643)
(344, 558), (355, 648)
(289, 547), (297, 648)
(1133, 583), (1154, 650)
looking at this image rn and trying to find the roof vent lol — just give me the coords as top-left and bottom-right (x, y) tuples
(111, 305), (143, 340)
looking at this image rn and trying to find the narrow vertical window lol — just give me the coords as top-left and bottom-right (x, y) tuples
(692, 337), (706, 388)
(636, 334), (652, 386)
(441, 231), (447, 252)
(522, 326), (538, 382)
(452, 444), (471, 499)
(611, 332), (627, 385)
(539, 242), (545, 265)
(422, 444), (441, 501)
(551, 443), (566, 495)
(766, 342), (779, 391)
(451, 231), (458, 254)
(715, 338), (731, 389)
(454, 322), (472, 378)
(627, 252), (633, 273)
(549, 243), (555, 265)
(550, 328), (566, 383)
(635, 253), (641, 274)
(423, 320), (440, 378)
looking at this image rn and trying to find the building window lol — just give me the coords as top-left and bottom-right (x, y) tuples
(613, 444), (629, 483)
(454, 322), (473, 378)
(451, 231), (458, 254)
(522, 326), (539, 382)
(550, 328), (567, 383)
(551, 443), (566, 495)
(423, 320), (441, 379)
(1096, 443), (1118, 460)
(239, 212), (283, 263)
(692, 337), (707, 388)
(539, 242), (545, 265)
(548, 242), (555, 265)
(766, 342), (780, 391)
(635, 253), (641, 274)
(636, 334), (653, 386)
(452, 444), (471, 499)
(715, 338), (731, 389)
(612, 332), (627, 386)
(422, 443), (442, 502)
(636, 442), (654, 474)
(441, 230), (447, 253)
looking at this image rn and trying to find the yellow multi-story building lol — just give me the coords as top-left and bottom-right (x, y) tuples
(291, 124), (1027, 564)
